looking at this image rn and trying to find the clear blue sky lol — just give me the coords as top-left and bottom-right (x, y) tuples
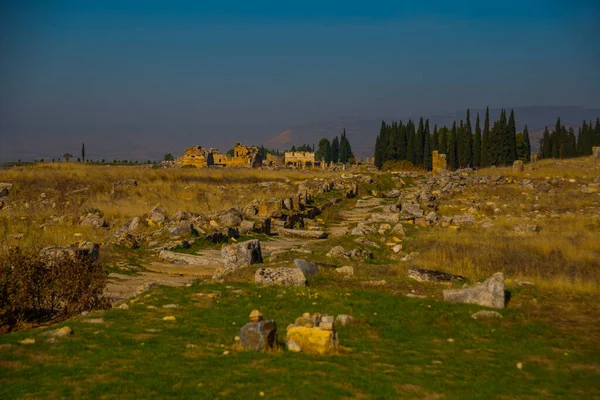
(0, 1), (599, 160)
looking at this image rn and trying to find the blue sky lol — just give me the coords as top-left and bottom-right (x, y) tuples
(0, 1), (599, 160)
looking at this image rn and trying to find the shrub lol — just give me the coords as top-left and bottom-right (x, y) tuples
(0, 248), (110, 331)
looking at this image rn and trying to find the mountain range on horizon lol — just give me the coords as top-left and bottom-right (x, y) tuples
(1, 106), (599, 163)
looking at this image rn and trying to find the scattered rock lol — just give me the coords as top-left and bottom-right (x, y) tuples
(350, 248), (373, 259)
(354, 237), (380, 248)
(239, 220), (255, 234)
(443, 272), (505, 309)
(293, 259), (318, 278)
(163, 316), (176, 321)
(408, 268), (466, 283)
(335, 266), (354, 276)
(351, 223), (377, 236)
(128, 217), (146, 232)
(115, 231), (140, 249)
(117, 303), (129, 310)
(370, 213), (400, 223)
(167, 222), (192, 237)
(39, 242), (100, 266)
(392, 223), (406, 236)
(255, 268), (307, 286)
(471, 310), (503, 319)
(20, 338), (35, 345)
(286, 340), (302, 352)
(84, 318), (105, 324)
(42, 326), (73, 337)
(336, 314), (354, 326)
(512, 224), (540, 235)
(326, 246), (351, 259)
(80, 214), (107, 228)
(46, 338), (58, 344)
(400, 203), (423, 219)
(451, 214), (475, 226)
(148, 206), (168, 225)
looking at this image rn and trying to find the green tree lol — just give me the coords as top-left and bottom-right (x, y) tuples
(316, 138), (332, 164)
(63, 152), (73, 162)
(432, 125), (438, 152)
(339, 129), (353, 163)
(415, 117), (424, 166)
(405, 121), (416, 164)
(473, 113), (482, 167)
(541, 127), (552, 158)
(595, 118), (600, 146)
(508, 109), (517, 163)
(163, 153), (174, 162)
(331, 136), (340, 163)
(448, 121), (458, 169)
(481, 106), (490, 167)
(82, 143), (85, 162)
(523, 125), (531, 161)
(423, 119), (432, 170)
(439, 126), (447, 155)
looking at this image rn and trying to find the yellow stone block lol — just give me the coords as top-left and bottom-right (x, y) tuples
(286, 326), (337, 355)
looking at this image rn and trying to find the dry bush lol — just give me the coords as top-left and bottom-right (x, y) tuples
(0, 248), (109, 331)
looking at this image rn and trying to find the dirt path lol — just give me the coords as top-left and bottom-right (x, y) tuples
(105, 195), (389, 303)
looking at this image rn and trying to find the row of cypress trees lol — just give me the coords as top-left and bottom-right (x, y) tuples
(316, 129), (354, 164)
(540, 118), (600, 159)
(374, 107), (530, 170)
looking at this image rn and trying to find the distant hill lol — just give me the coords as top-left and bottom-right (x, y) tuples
(264, 106), (600, 159)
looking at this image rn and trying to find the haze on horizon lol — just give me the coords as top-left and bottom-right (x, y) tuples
(1, 0), (599, 161)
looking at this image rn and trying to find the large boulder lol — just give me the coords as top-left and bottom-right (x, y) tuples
(286, 314), (338, 355)
(128, 217), (146, 232)
(0, 183), (12, 197)
(239, 320), (278, 351)
(351, 223), (376, 236)
(400, 203), (423, 219)
(218, 208), (243, 227)
(148, 206), (168, 225)
(167, 222), (192, 237)
(258, 198), (283, 218)
(255, 268), (306, 286)
(215, 240), (263, 278)
(80, 214), (107, 228)
(443, 272), (505, 309)
(40, 242), (100, 266)
(115, 231), (140, 249)
(293, 259), (318, 278)
(326, 246), (351, 259)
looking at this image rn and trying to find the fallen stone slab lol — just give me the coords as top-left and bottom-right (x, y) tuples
(159, 250), (221, 266)
(443, 272), (505, 309)
(214, 239), (263, 278)
(278, 228), (328, 239)
(471, 310), (503, 319)
(408, 268), (466, 283)
(255, 268), (307, 286)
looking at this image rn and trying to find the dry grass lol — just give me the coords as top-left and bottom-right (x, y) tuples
(0, 163), (340, 249)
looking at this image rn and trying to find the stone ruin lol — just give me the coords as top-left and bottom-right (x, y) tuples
(177, 142), (262, 168)
(263, 153), (284, 167)
(431, 150), (447, 175)
(593, 146), (600, 159)
(284, 151), (319, 169)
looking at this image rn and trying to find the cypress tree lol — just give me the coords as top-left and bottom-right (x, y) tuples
(82, 143), (86, 162)
(432, 124), (439, 152)
(473, 113), (482, 167)
(398, 121), (407, 161)
(508, 109), (517, 164)
(423, 120), (432, 170)
(406, 120), (416, 164)
(595, 118), (600, 146)
(448, 121), (458, 170)
(481, 107), (490, 167)
(415, 117), (425, 166)
(457, 119), (467, 168)
(465, 109), (473, 167)
(439, 126), (447, 155)
(523, 125), (531, 162)
(339, 129), (348, 163)
(375, 121), (386, 168)
(551, 118), (561, 159)
(541, 127), (552, 158)
(331, 136), (340, 163)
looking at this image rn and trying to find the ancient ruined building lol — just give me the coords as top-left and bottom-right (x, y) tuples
(177, 145), (216, 168)
(178, 142), (263, 168)
(284, 151), (318, 169)
(263, 153), (284, 167)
